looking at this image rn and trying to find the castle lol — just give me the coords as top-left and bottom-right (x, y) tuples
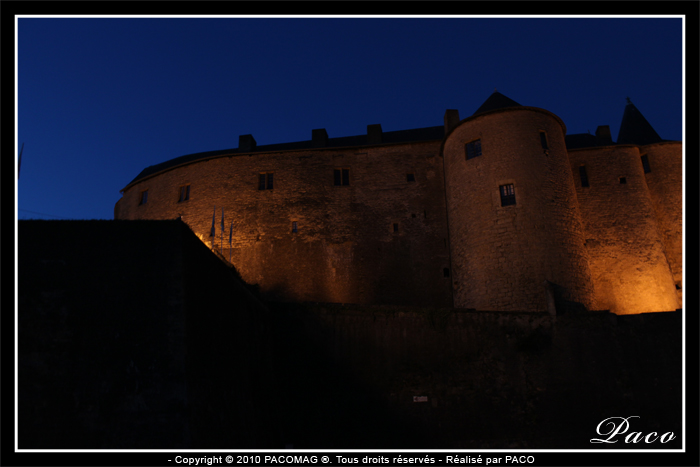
(114, 92), (682, 315)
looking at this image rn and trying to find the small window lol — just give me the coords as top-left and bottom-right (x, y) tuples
(259, 173), (273, 190)
(579, 166), (589, 187)
(499, 184), (516, 206)
(178, 185), (190, 202)
(139, 190), (148, 205)
(393, 223), (399, 233)
(443, 268), (450, 278)
(641, 154), (651, 173)
(292, 221), (298, 233)
(334, 168), (350, 186)
(619, 177), (627, 184)
(407, 173), (415, 182)
(465, 139), (482, 160)
(540, 131), (549, 151)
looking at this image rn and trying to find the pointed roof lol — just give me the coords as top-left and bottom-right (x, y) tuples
(616, 98), (663, 145)
(473, 91), (522, 116)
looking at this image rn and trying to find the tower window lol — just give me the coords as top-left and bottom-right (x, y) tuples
(139, 190), (148, 205)
(259, 173), (273, 190)
(499, 184), (516, 206)
(292, 221), (298, 233)
(641, 154), (651, 173)
(407, 173), (415, 182)
(443, 268), (450, 277)
(178, 185), (190, 202)
(540, 131), (549, 151)
(465, 139), (482, 160)
(579, 166), (589, 187)
(334, 168), (350, 186)
(619, 177), (627, 184)
(393, 223), (399, 233)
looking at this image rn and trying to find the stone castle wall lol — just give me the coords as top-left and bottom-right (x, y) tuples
(641, 142), (683, 297)
(115, 109), (682, 314)
(568, 145), (680, 314)
(115, 142), (453, 307)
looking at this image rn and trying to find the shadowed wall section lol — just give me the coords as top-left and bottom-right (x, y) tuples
(18, 220), (278, 449)
(269, 302), (682, 449)
(18, 220), (682, 449)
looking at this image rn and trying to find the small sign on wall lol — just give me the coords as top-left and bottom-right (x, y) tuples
(413, 396), (428, 402)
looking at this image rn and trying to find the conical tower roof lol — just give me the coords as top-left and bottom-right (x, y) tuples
(616, 98), (663, 145)
(473, 91), (522, 116)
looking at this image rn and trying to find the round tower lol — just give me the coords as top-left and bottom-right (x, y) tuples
(442, 92), (595, 312)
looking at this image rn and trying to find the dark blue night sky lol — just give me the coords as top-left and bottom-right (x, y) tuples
(16, 16), (683, 221)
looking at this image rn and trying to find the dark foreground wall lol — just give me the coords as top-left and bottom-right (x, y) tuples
(18, 220), (682, 449)
(269, 303), (682, 449)
(18, 220), (278, 448)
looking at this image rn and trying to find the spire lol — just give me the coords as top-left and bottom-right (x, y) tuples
(473, 91), (521, 116)
(617, 98), (662, 145)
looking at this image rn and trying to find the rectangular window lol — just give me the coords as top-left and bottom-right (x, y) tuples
(619, 177), (627, 184)
(334, 168), (350, 186)
(579, 166), (589, 187)
(139, 190), (148, 205)
(393, 223), (399, 233)
(641, 154), (651, 173)
(292, 221), (298, 233)
(259, 173), (273, 190)
(407, 173), (415, 182)
(499, 184), (516, 206)
(178, 185), (190, 202)
(465, 139), (482, 160)
(540, 131), (549, 151)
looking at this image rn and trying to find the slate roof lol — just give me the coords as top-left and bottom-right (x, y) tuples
(617, 99), (663, 145)
(472, 91), (522, 116)
(126, 125), (445, 188)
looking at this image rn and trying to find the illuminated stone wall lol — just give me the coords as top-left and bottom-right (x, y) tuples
(568, 145), (680, 314)
(115, 142), (453, 307)
(114, 109), (682, 314)
(442, 108), (595, 312)
(641, 141), (683, 300)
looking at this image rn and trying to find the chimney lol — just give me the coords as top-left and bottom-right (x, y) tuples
(312, 128), (328, 148)
(238, 134), (257, 152)
(595, 125), (613, 146)
(444, 109), (460, 134)
(367, 124), (383, 145)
